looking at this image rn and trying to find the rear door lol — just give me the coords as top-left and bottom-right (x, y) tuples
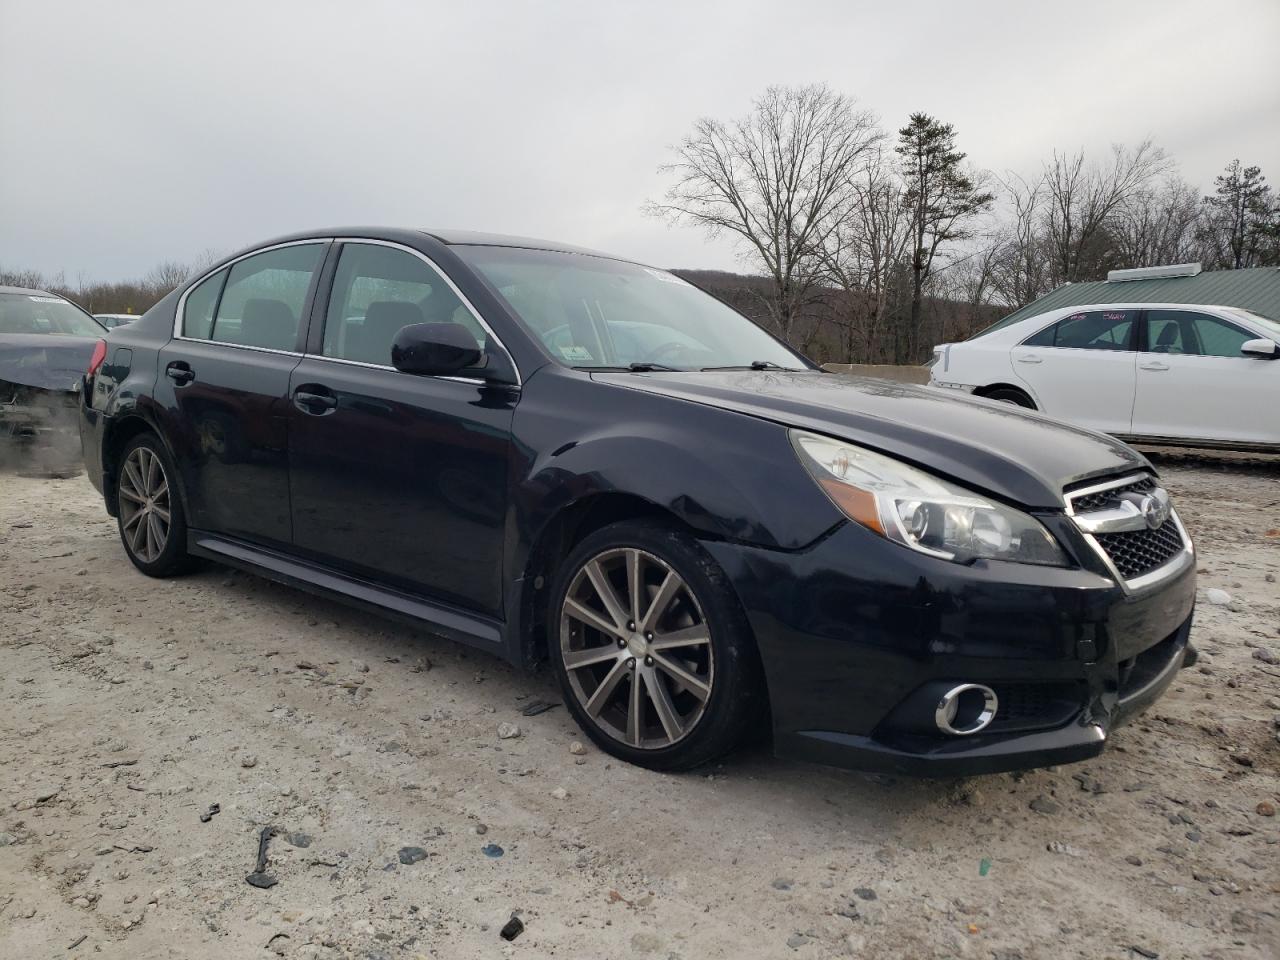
(155, 241), (327, 548)
(286, 240), (517, 616)
(1009, 309), (1138, 433)
(1131, 308), (1280, 444)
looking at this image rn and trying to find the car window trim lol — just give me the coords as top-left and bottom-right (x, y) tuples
(173, 238), (331, 356)
(307, 237), (522, 387)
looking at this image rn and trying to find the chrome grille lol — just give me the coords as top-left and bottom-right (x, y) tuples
(1066, 472), (1189, 586)
(1093, 523), (1186, 580)
(1070, 475), (1155, 513)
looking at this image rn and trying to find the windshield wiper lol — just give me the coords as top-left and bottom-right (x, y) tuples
(700, 360), (801, 372)
(574, 362), (682, 372)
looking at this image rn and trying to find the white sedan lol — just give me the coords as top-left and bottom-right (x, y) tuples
(929, 302), (1280, 449)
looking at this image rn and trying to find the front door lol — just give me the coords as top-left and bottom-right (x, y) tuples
(286, 241), (517, 616)
(156, 242), (327, 548)
(1131, 308), (1280, 445)
(1010, 308), (1138, 434)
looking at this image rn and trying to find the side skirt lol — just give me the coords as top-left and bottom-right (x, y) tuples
(188, 530), (509, 654)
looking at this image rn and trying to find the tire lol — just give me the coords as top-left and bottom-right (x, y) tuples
(983, 387), (1036, 409)
(115, 433), (193, 577)
(548, 520), (763, 771)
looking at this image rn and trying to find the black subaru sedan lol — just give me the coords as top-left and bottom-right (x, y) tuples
(79, 228), (1196, 776)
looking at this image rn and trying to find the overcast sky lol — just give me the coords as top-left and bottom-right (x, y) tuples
(2, 0), (1277, 281)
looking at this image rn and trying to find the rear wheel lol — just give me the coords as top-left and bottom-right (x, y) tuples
(983, 386), (1035, 409)
(549, 520), (762, 771)
(116, 434), (192, 577)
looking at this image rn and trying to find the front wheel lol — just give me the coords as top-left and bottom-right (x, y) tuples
(548, 521), (763, 771)
(116, 433), (193, 577)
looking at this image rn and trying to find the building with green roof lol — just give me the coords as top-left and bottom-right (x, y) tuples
(994, 264), (1280, 330)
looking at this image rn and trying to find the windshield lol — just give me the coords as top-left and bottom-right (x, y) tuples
(0, 292), (105, 337)
(1223, 306), (1280, 339)
(453, 246), (806, 371)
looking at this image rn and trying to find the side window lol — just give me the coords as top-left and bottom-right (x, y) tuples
(210, 244), (324, 351)
(1146, 311), (1186, 354)
(1023, 321), (1057, 347)
(1189, 313), (1251, 358)
(322, 243), (486, 366)
(1042, 310), (1134, 350)
(181, 268), (227, 339)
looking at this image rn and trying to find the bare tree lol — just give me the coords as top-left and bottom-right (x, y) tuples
(896, 113), (993, 358)
(647, 84), (880, 344)
(987, 171), (1054, 309)
(1111, 175), (1203, 268)
(1043, 140), (1171, 282)
(144, 260), (195, 298)
(818, 144), (911, 362)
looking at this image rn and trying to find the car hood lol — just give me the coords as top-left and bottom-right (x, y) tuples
(592, 370), (1147, 509)
(0, 333), (99, 391)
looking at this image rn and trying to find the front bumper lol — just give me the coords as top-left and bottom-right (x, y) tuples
(705, 516), (1196, 777)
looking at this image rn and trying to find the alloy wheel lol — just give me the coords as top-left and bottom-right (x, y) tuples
(118, 446), (171, 563)
(559, 548), (714, 749)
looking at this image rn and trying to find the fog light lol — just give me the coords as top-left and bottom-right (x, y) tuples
(935, 684), (998, 736)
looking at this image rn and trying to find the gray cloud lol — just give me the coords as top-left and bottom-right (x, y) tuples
(2, 0), (1277, 280)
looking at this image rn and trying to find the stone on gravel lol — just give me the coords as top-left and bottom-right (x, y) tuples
(240, 755), (257, 769)
(770, 877), (794, 891)
(397, 846), (428, 865)
(569, 741), (587, 755)
(1256, 801), (1275, 817)
(1205, 588), (1231, 605)
(1029, 796), (1061, 815)
(549, 787), (569, 800)
(497, 722), (521, 740)
(853, 887), (877, 901)
(1252, 647), (1278, 664)
(786, 932), (811, 949)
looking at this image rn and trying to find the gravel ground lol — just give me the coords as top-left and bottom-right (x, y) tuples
(1, 456), (1277, 960)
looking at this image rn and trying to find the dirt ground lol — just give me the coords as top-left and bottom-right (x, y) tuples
(1, 453), (1277, 960)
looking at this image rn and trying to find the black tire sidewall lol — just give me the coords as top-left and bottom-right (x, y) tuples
(547, 520), (761, 771)
(987, 388), (1035, 409)
(116, 433), (190, 577)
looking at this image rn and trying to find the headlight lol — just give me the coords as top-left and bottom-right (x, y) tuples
(790, 430), (1068, 567)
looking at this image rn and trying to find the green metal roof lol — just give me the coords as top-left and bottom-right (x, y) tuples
(996, 266), (1280, 327)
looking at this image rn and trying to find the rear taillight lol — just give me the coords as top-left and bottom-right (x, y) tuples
(87, 339), (108, 379)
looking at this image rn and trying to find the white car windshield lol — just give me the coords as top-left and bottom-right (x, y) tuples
(454, 246), (806, 371)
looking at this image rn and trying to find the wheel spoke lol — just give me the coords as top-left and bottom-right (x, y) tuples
(627, 670), (643, 745)
(639, 570), (680, 633)
(626, 549), (643, 626)
(644, 669), (683, 742)
(145, 449), (160, 491)
(563, 645), (620, 671)
(152, 478), (168, 501)
(585, 559), (629, 629)
(148, 512), (166, 552)
(651, 652), (711, 701)
(650, 625), (710, 651)
(122, 508), (144, 532)
(564, 597), (625, 640)
(122, 460), (145, 497)
(584, 659), (629, 716)
(129, 511), (148, 552)
(152, 504), (171, 523)
(118, 486), (145, 505)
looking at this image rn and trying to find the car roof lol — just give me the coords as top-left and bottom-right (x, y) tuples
(0, 284), (62, 298)
(238, 226), (631, 263)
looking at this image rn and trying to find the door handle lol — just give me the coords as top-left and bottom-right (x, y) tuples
(165, 361), (194, 385)
(293, 388), (338, 415)
(1015, 354), (1042, 364)
(1139, 361), (1170, 371)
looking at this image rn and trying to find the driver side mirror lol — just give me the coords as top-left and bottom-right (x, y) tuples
(1241, 337), (1279, 359)
(392, 322), (483, 376)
